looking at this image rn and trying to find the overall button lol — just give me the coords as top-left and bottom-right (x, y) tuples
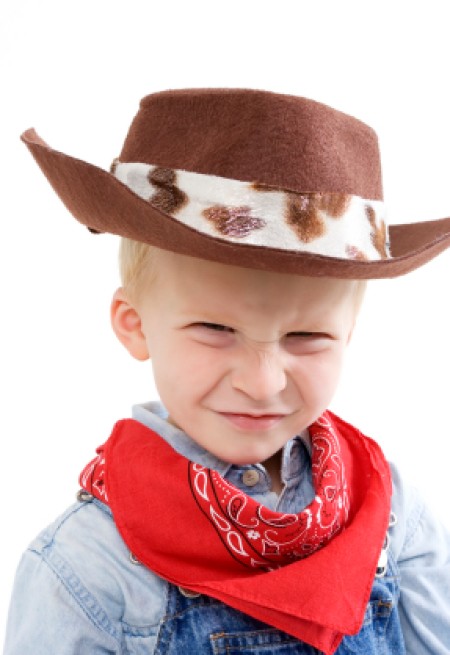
(76, 489), (93, 502)
(242, 469), (260, 487)
(178, 586), (201, 598)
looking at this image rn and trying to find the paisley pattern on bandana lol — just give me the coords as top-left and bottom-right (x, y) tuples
(188, 413), (349, 570)
(80, 452), (108, 501)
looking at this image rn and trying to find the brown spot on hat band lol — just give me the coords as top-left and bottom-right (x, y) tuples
(346, 245), (368, 261)
(149, 167), (177, 186)
(148, 167), (188, 214)
(252, 183), (352, 218)
(318, 193), (351, 218)
(203, 205), (266, 238)
(365, 204), (389, 259)
(285, 195), (326, 243)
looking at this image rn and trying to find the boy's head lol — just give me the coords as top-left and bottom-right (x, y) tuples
(112, 239), (365, 466)
(21, 87), (450, 465)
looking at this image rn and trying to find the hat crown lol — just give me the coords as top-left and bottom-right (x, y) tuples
(120, 88), (383, 200)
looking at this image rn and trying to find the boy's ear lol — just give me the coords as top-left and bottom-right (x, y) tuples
(110, 288), (150, 361)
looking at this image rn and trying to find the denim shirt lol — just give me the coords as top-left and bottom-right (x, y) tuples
(3, 401), (450, 654)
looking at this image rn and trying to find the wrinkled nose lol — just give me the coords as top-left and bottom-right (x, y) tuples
(231, 347), (287, 401)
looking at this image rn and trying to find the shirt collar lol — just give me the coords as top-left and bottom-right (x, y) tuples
(131, 400), (312, 481)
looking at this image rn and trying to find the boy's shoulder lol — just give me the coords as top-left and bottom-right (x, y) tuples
(388, 462), (425, 558)
(389, 461), (450, 562)
(31, 496), (115, 550)
(26, 496), (168, 626)
(4, 498), (168, 654)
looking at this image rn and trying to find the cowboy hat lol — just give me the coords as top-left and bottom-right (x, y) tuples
(21, 87), (450, 279)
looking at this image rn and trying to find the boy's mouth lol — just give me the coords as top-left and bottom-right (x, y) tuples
(218, 412), (286, 431)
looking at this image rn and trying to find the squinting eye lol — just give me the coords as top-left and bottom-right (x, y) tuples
(199, 322), (234, 333)
(284, 332), (331, 354)
(188, 322), (235, 347)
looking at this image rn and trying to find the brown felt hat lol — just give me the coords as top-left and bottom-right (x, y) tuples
(21, 87), (450, 279)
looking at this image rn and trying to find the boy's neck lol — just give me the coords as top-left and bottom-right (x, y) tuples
(262, 450), (284, 495)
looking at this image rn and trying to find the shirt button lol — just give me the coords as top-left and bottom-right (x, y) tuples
(242, 469), (260, 487)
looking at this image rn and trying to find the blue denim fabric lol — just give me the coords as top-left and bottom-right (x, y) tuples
(152, 551), (404, 654)
(3, 401), (450, 654)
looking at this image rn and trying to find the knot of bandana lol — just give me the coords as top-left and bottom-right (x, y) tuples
(188, 415), (349, 570)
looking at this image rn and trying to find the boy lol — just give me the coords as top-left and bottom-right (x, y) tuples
(4, 88), (450, 654)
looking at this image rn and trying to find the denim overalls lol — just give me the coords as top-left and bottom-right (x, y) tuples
(145, 548), (404, 654)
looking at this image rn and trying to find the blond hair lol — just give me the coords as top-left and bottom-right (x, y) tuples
(118, 238), (161, 303)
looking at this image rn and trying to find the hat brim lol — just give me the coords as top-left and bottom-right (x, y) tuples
(22, 129), (450, 279)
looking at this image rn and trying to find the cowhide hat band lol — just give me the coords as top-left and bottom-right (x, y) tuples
(112, 160), (390, 262)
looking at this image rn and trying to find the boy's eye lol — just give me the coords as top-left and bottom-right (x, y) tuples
(188, 322), (235, 346)
(284, 331), (331, 354)
(286, 331), (330, 341)
(199, 322), (234, 333)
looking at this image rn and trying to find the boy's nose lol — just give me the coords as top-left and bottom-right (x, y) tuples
(230, 348), (287, 401)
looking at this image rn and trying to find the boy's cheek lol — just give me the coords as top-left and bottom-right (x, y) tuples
(294, 347), (345, 377)
(151, 351), (217, 403)
(297, 353), (346, 398)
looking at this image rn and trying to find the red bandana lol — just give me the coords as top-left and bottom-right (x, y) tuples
(80, 411), (391, 655)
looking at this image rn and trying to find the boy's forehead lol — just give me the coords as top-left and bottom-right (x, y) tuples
(162, 251), (352, 291)
(186, 256), (286, 289)
(151, 251), (357, 316)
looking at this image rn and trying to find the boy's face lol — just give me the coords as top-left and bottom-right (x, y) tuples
(115, 252), (358, 466)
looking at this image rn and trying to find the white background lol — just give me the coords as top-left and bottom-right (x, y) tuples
(1, 0), (449, 643)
